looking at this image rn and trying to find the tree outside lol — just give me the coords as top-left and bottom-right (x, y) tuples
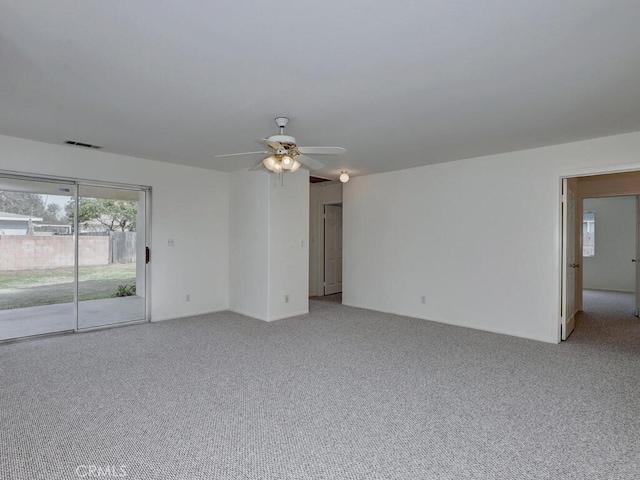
(0, 191), (138, 232)
(0, 191), (67, 224)
(67, 198), (137, 232)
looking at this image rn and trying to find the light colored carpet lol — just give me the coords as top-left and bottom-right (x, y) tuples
(1, 291), (639, 479)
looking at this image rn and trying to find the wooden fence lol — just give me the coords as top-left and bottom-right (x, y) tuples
(110, 232), (137, 264)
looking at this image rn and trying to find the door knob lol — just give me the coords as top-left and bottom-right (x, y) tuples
(633, 259), (638, 263)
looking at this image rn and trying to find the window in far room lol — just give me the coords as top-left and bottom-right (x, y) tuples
(583, 211), (595, 257)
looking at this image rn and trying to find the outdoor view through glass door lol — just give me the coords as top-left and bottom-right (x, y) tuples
(0, 175), (148, 341)
(0, 176), (76, 340)
(77, 185), (146, 329)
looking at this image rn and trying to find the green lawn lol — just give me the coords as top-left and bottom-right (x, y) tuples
(0, 264), (137, 310)
(0, 264), (136, 289)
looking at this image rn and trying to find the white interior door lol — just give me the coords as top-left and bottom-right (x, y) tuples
(324, 204), (343, 295)
(635, 196), (640, 317)
(561, 178), (579, 340)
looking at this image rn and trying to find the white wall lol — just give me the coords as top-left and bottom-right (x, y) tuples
(344, 131), (640, 343)
(0, 134), (229, 321)
(268, 172), (309, 319)
(582, 196), (635, 292)
(309, 182), (343, 296)
(228, 170), (269, 319)
(228, 169), (309, 321)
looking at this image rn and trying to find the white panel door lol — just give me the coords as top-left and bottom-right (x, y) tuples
(561, 178), (578, 340)
(324, 204), (343, 295)
(635, 196), (640, 317)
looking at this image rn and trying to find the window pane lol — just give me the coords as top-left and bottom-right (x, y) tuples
(583, 212), (595, 257)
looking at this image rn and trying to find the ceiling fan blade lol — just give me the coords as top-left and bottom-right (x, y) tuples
(297, 146), (346, 156)
(249, 160), (266, 171)
(266, 140), (283, 150)
(214, 151), (269, 158)
(297, 154), (325, 170)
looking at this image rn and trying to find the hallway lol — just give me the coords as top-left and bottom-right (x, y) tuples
(573, 289), (640, 349)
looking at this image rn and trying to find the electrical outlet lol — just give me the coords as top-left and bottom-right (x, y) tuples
(421, 295), (426, 304)
(285, 294), (289, 303)
(186, 294), (190, 302)
(166, 238), (175, 247)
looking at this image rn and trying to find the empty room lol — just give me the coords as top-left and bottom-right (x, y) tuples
(1, 1), (640, 479)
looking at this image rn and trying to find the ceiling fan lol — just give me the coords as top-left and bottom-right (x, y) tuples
(214, 117), (346, 173)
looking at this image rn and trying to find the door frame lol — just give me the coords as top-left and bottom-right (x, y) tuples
(311, 199), (343, 297)
(0, 169), (151, 338)
(75, 182), (151, 331)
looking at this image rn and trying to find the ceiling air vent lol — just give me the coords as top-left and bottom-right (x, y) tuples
(64, 140), (103, 150)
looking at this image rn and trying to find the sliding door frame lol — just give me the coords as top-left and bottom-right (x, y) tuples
(0, 169), (151, 338)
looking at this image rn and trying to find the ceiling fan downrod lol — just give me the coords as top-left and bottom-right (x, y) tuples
(275, 117), (289, 135)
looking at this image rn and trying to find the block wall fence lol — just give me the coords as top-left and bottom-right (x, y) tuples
(0, 236), (109, 270)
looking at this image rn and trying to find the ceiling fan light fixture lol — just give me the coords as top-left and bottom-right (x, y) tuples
(281, 155), (293, 169)
(290, 159), (302, 173)
(263, 155), (278, 170)
(340, 171), (350, 183)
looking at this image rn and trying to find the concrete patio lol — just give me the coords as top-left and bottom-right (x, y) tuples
(0, 296), (146, 341)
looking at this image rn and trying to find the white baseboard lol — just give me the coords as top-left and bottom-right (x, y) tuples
(228, 308), (309, 322)
(152, 307), (228, 323)
(341, 301), (553, 344)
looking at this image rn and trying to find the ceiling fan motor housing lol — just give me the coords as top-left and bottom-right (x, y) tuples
(268, 134), (296, 145)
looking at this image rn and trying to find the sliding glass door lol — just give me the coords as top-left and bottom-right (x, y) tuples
(0, 174), (148, 341)
(0, 176), (76, 340)
(77, 185), (146, 329)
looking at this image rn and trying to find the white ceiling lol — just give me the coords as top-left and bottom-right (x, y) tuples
(1, 1), (639, 180)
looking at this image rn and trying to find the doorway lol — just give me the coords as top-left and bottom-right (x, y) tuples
(77, 184), (148, 330)
(582, 195), (636, 301)
(308, 180), (343, 300)
(324, 203), (343, 296)
(0, 173), (149, 341)
(559, 171), (640, 342)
